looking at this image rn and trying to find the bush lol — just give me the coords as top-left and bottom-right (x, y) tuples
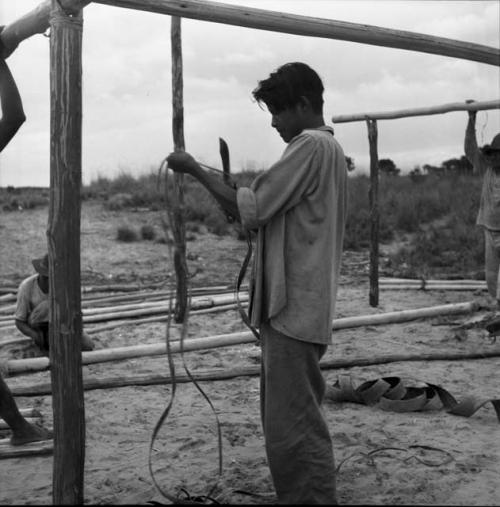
(140, 224), (156, 241)
(116, 225), (138, 242)
(105, 193), (135, 211)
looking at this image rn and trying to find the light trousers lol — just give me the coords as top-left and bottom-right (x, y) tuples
(259, 321), (337, 505)
(484, 228), (500, 303)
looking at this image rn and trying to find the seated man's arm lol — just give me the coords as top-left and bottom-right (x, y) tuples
(15, 319), (43, 344)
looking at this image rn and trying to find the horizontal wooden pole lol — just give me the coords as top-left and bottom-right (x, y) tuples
(332, 99), (500, 123)
(0, 438), (53, 459)
(331, 301), (477, 330)
(4, 0), (499, 66)
(5, 301), (478, 376)
(0, 294), (16, 303)
(0, 417), (38, 431)
(381, 285), (486, 291)
(380, 278), (485, 284)
(9, 348), (500, 397)
(0, 304), (16, 315)
(92, 0), (499, 66)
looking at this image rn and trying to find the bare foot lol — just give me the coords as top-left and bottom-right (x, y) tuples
(10, 423), (53, 446)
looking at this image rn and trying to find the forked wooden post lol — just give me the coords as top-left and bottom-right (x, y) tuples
(170, 16), (188, 323)
(48, 1), (85, 503)
(367, 119), (379, 307)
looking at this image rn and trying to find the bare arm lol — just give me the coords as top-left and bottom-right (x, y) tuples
(167, 152), (241, 222)
(0, 55), (26, 152)
(15, 319), (42, 342)
(464, 106), (484, 176)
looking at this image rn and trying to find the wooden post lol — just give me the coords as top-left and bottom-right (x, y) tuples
(48, 1), (85, 504)
(367, 119), (379, 307)
(170, 16), (188, 323)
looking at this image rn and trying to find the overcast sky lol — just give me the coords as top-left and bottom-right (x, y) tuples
(0, 0), (499, 187)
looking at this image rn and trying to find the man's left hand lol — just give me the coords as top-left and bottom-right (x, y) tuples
(166, 152), (198, 175)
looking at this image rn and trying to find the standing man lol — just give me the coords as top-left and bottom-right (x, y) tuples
(167, 62), (347, 504)
(464, 107), (500, 329)
(0, 28), (51, 445)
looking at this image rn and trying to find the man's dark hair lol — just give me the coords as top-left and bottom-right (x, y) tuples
(252, 62), (324, 114)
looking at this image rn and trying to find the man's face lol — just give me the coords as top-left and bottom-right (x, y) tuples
(269, 104), (306, 143)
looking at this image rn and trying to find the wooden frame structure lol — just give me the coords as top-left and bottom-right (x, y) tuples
(332, 99), (500, 307)
(1, 0), (499, 503)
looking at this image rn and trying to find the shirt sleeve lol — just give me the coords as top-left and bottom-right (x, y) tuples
(237, 133), (319, 230)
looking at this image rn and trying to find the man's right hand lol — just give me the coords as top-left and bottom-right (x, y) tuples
(466, 99), (476, 120)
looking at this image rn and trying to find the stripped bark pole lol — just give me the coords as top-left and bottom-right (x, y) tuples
(48, 1), (85, 503)
(367, 119), (379, 307)
(4, 1), (499, 66)
(9, 348), (500, 397)
(4, 301), (478, 376)
(332, 99), (500, 123)
(170, 15), (188, 323)
(92, 0), (499, 66)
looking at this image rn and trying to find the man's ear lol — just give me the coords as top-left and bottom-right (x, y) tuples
(298, 95), (312, 111)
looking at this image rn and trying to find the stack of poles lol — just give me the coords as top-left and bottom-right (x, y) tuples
(332, 99), (500, 308)
(1, 0), (499, 503)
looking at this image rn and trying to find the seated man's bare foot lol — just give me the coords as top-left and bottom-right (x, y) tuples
(10, 422), (53, 446)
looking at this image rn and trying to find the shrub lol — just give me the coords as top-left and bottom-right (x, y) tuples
(105, 193), (135, 211)
(116, 225), (138, 242)
(140, 224), (156, 241)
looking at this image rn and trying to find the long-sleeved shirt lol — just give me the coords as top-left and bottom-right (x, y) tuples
(237, 126), (348, 345)
(465, 120), (500, 230)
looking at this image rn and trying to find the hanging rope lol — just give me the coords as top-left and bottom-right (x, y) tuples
(147, 158), (222, 505)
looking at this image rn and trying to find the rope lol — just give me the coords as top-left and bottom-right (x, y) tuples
(327, 374), (500, 422)
(147, 158), (223, 504)
(196, 163), (259, 340)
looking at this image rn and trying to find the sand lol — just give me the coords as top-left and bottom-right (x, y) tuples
(0, 203), (499, 504)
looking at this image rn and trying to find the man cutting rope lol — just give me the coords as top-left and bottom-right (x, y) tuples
(167, 62), (348, 504)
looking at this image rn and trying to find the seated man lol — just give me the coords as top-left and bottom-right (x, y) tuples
(15, 254), (94, 353)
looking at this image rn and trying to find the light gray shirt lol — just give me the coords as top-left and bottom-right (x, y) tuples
(237, 126), (348, 344)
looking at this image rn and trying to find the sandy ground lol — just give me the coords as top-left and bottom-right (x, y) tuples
(0, 202), (499, 505)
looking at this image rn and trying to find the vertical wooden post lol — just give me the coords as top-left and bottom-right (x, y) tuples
(48, 1), (85, 503)
(367, 119), (379, 307)
(170, 16), (188, 323)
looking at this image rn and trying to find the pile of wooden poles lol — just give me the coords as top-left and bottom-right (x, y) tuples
(0, 283), (250, 347)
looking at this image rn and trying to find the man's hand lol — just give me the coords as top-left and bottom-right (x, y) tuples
(466, 99), (476, 121)
(166, 151), (198, 175)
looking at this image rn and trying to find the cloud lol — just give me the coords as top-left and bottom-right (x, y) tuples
(0, 0), (498, 186)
